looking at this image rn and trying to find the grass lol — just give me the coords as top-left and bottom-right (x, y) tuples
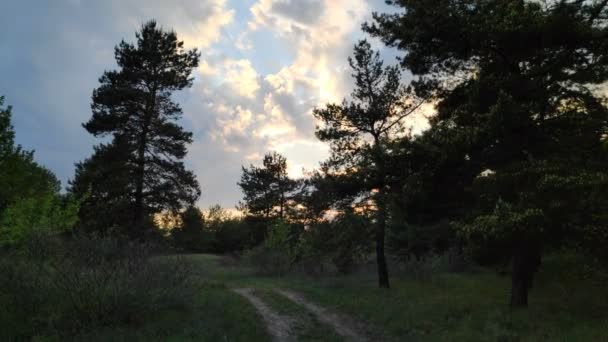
(184, 253), (608, 341)
(0, 246), (271, 342)
(4, 252), (606, 341)
(74, 284), (270, 342)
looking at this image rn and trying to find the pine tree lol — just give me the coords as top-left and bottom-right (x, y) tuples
(366, 0), (608, 305)
(79, 21), (201, 235)
(313, 40), (424, 288)
(238, 152), (298, 220)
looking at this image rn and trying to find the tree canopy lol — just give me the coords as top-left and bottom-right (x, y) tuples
(238, 151), (299, 220)
(366, 0), (608, 306)
(74, 21), (201, 236)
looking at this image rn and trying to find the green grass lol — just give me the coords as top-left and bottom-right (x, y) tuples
(1, 252), (271, 342)
(185, 254), (608, 341)
(42, 283), (271, 342)
(11, 253), (606, 341)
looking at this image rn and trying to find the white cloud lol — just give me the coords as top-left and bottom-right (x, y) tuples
(180, 0), (374, 207)
(222, 59), (261, 98)
(119, 0), (235, 49)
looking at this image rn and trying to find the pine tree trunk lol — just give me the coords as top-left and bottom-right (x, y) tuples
(133, 136), (146, 231)
(510, 240), (541, 307)
(372, 137), (390, 289)
(376, 190), (390, 289)
(134, 99), (153, 232)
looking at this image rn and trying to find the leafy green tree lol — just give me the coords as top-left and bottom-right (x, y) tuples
(238, 152), (298, 220)
(0, 96), (15, 159)
(313, 40), (424, 288)
(366, 0), (608, 305)
(0, 192), (80, 246)
(1, 97), (60, 214)
(81, 20), (200, 235)
(0, 97), (80, 245)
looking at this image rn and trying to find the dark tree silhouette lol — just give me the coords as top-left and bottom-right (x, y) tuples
(171, 205), (206, 252)
(80, 20), (201, 235)
(366, 0), (608, 305)
(238, 152), (298, 220)
(313, 40), (425, 288)
(69, 139), (134, 233)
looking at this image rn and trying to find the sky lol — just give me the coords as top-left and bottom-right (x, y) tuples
(0, 0), (425, 210)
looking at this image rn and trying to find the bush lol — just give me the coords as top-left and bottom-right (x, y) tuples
(0, 192), (80, 246)
(0, 234), (199, 339)
(295, 212), (373, 275)
(245, 220), (298, 275)
(245, 213), (373, 276)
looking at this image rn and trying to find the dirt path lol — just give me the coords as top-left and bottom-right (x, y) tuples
(235, 287), (381, 342)
(275, 289), (373, 342)
(232, 288), (296, 342)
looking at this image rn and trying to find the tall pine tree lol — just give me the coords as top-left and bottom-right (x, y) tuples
(77, 21), (200, 235)
(313, 41), (424, 288)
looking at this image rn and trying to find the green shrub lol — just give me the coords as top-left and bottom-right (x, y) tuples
(0, 192), (80, 246)
(245, 220), (298, 275)
(245, 213), (373, 276)
(295, 212), (373, 275)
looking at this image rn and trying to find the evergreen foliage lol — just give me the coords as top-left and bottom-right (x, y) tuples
(73, 21), (201, 236)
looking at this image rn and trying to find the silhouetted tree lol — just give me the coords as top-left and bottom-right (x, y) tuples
(366, 0), (608, 305)
(69, 139), (134, 233)
(80, 20), (201, 235)
(171, 205), (206, 252)
(313, 40), (425, 288)
(238, 152), (298, 220)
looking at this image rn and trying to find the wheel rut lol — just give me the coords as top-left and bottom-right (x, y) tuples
(234, 287), (380, 342)
(232, 288), (296, 342)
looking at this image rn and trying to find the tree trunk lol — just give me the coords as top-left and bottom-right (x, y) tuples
(133, 132), (146, 231)
(372, 136), (390, 289)
(133, 86), (157, 234)
(510, 239), (541, 307)
(376, 190), (390, 288)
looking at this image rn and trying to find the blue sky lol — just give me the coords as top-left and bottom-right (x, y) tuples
(0, 0), (424, 210)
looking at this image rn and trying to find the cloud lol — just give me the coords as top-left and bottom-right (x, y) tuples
(222, 59), (261, 98)
(174, 0), (373, 208)
(107, 0), (235, 48)
(251, 0), (325, 28)
(1, 0), (417, 210)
